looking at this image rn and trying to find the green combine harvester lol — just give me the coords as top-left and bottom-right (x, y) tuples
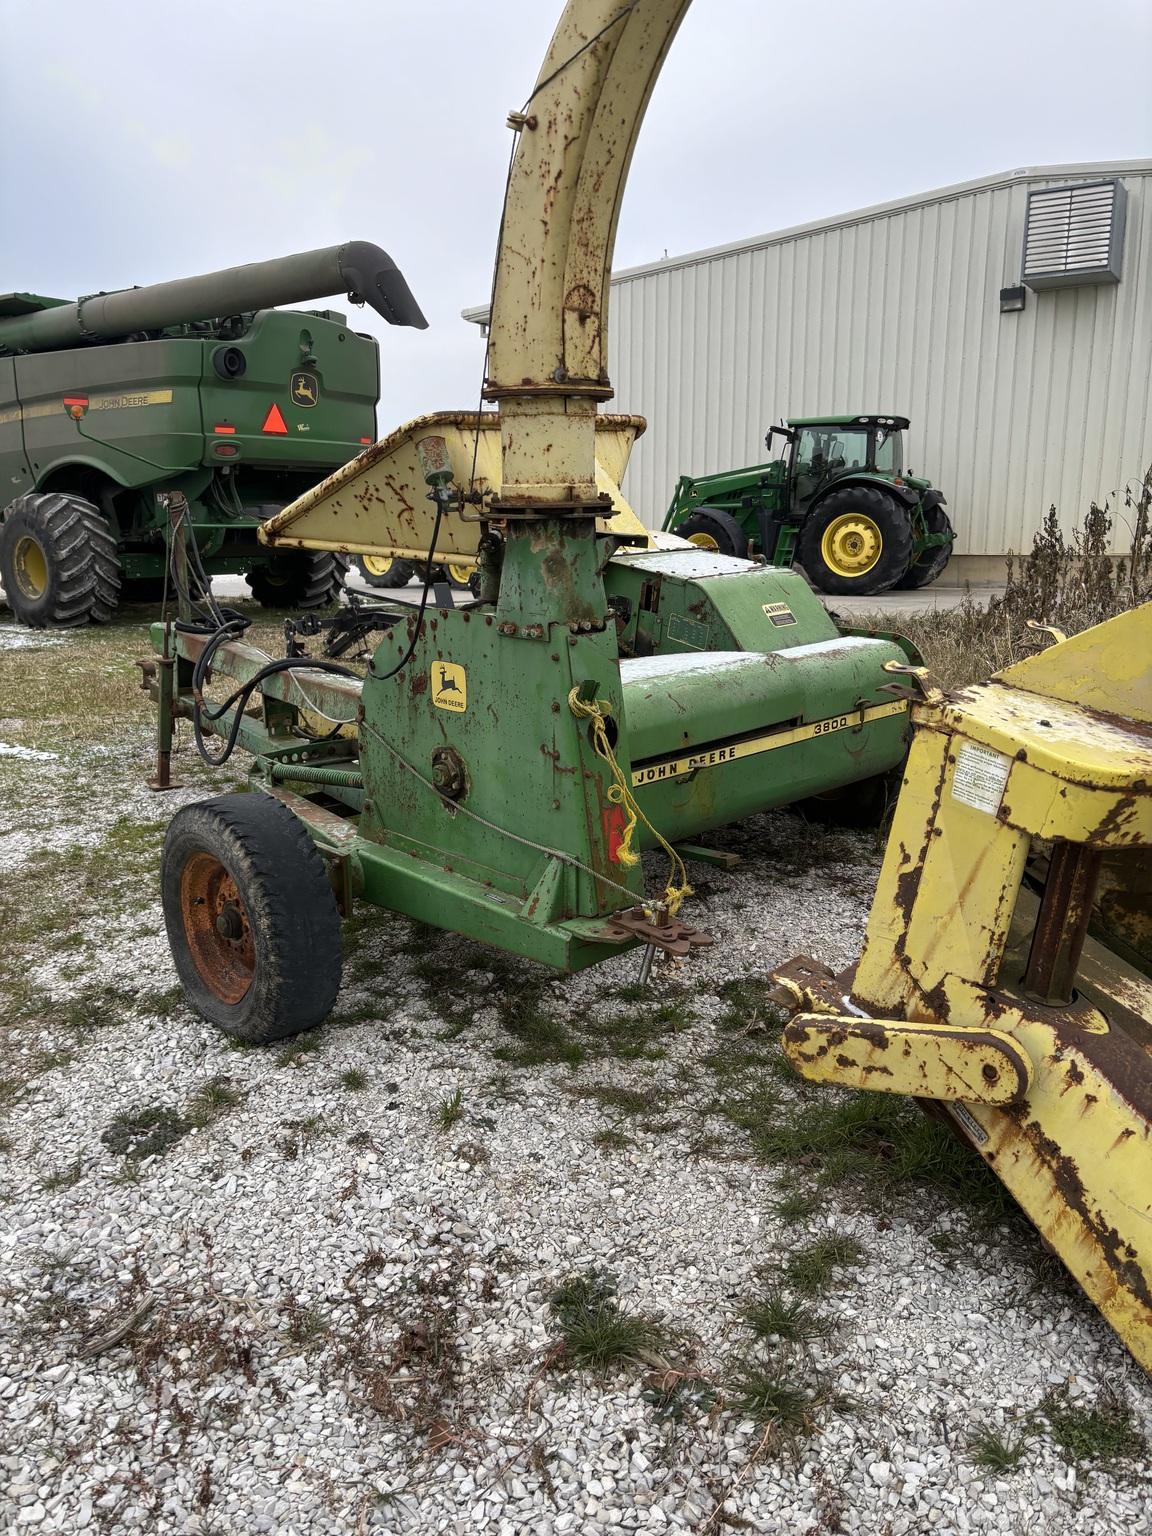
(0, 243), (425, 626)
(664, 414), (954, 596)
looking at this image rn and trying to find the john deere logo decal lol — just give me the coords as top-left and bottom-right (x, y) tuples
(431, 662), (467, 712)
(290, 372), (319, 408)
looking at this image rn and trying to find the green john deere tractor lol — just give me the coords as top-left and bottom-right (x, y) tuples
(663, 414), (954, 596)
(0, 243), (425, 627)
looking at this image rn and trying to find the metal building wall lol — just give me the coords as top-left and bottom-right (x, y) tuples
(607, 161), (1151, 576)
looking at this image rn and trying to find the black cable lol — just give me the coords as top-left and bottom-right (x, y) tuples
(365, 493), (447, 683)
(524, 3), (637, 110)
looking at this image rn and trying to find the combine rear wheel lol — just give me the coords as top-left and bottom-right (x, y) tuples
(798, 486), (913, 596)
(0, 491), (121, 627)
(355, 554), (415, 589)
(249, 551), (349, 608)
(675, 505), (749, 559)
(896, 505), (955, 590)
(161, 793), (342, 1041)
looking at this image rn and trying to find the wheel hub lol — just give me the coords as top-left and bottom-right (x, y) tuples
(360, 554), (394, 576)
(687, 531), (720, 552)
(821, 513), (882, 577)
(13, 535), (48, 599)
(180, 853), (255, 1004)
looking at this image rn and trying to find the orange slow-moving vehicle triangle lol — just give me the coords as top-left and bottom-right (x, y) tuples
(261, 403), (288, 434)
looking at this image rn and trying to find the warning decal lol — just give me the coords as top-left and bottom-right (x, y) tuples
(763, 601), (797, 627)
(951, 741), (1011, 815)
(431, 661), (467, 712)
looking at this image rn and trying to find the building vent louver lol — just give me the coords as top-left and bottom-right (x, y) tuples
(1022, 179), (1127, 290)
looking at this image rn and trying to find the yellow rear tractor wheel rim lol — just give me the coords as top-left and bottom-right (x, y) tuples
(14, 536), (48, 599)
(821, 513), (882, 578)
(447, 562), (474, 585)
(687, 531), (720, 552)
(360, 554), (395, 577)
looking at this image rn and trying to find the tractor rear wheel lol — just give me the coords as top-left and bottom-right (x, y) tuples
(249, 551), (349, 608)
(161, 792), (342, 1041)
(896, 505), (955, 590)
(0, 491), (121, 628)
(798, 486), (913, 596)
(355, 554), (415, 589)
(675, 506), (750, 559)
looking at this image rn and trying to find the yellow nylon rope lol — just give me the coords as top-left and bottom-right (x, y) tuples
(567, 687), (693, 918)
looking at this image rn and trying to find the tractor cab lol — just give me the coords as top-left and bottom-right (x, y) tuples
(770, 415), (908, 513)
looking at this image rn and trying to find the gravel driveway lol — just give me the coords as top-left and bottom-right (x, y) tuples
(1, 615), (1149, 1535)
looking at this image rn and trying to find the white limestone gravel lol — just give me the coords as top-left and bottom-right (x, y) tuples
(2, 716), (1150, 1536)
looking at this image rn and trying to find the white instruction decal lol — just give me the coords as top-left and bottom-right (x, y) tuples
(951, 742), (1011, 815)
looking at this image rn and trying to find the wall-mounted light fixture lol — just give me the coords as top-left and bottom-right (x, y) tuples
(1000, 286), (1027, 313)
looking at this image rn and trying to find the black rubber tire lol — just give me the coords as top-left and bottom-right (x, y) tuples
(799, 765), (904, 829)
(896, 505), (955, 590)
(441, 563), (475, 591)
(798, 486), (914, 596)
(249, 551), (349, 609)
(355, 555), (416, 589)
(0, 491), (121, 628)
(675, 505), (750, 559)
(161, 793), (343, 1041)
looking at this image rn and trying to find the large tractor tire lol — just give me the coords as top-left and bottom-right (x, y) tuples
(798, 486), (913, 596)
(675, 505), (750, 559)
(355, 554), (415, 589)
(0, 491), (121, 628)
(896, 505), (955, 591)
(161, 792), (342, 1041)
(249, 551), (349, 609)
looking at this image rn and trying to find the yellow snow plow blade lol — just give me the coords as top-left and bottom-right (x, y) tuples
(258, 410), (652, 563)
(775, 603), (1152, 1371)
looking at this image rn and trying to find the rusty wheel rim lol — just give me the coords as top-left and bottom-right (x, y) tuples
(180, 852), (255, 1004)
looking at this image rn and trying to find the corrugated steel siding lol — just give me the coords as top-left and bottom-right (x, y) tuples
(609, 168), (1151, 556)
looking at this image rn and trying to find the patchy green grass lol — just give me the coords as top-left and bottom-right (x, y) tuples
(494, 1007), (584, 1070)
(1041, 1388), (1145, 1466)
(549, 1270), (668, 1375)
(717, 1084), (1018, 1224)
(339, 1068), (369, 1091)
(435, 1088), (464, 1131)
(743, 1289), (833, 1345)
(726, 1362), (833, 1443)
(774, 1189), (821, 1225)
(40, 1161), (84, 1192)
(275, 1032), (324, 1068)
(783, 1235), (866, 1296)
(568, 1082), (658, 1117)
(186, 1076), (244, 1127)
(968, 1422), (1033, 1473)
(592, 1128), (634, 1154)
(714, 978), (787, 1035)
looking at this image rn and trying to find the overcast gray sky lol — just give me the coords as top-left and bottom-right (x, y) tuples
(3, 0), (1149, 423)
